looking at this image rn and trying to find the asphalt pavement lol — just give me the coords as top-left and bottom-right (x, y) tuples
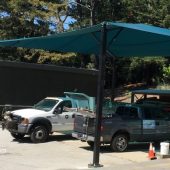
(0, 127), (170, 170)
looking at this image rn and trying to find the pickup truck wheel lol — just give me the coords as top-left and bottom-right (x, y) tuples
(11, 133), (25, 140)
(87, 141), (94, 149)
(30, 126), (49, 143)
(110, 134), (128, 152)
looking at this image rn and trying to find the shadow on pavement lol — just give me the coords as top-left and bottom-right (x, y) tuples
(80, 142), (161, 153)
(11, 134), (77, 144)
(48, 134), (77, 142)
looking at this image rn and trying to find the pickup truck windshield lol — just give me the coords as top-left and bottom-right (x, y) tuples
(33, 99), (59, 111)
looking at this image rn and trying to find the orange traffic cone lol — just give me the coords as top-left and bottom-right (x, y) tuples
(148, 143), (157, 160)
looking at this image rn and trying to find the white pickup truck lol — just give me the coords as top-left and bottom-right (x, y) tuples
(2, 92), (95, 143)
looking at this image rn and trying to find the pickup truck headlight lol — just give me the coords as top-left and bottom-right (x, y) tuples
(21, 118), (29, 125)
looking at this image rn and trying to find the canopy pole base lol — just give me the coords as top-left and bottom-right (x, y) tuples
(88, 163), (103, 168)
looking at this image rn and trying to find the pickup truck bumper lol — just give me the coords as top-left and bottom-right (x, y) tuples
(4, 120), (32, 134)
(72, 132), (94, 141)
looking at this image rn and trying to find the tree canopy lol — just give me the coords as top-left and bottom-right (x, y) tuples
(0, 0), (170, 87)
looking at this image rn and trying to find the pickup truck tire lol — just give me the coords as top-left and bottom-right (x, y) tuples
(11, 133), (25, 140)
(110, 134), (128, 152)
(30, 125), (49, 143)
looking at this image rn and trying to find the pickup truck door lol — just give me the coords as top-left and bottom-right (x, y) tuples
(51, 100), (74, 132)
(116, 106), (142, 141)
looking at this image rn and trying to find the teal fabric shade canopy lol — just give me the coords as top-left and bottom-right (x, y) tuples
(1, 21), (170, 57)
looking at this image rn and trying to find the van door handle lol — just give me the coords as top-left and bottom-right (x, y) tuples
(156, 122), (159, 126)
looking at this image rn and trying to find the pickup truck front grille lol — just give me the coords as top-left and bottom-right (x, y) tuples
(6, 120), (18, 130)
(3, 114), (21, 131)
(11, 115), (21, 123)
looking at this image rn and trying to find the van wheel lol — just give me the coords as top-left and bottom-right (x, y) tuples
(30, 126), (49, 143)
(87, 141), (94, 149)
(110, 134), (128, 152)
(11, 133), (25, 140)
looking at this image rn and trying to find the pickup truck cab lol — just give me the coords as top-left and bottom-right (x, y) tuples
(2, 92), (95, 143)
(72, 102), (170, 152)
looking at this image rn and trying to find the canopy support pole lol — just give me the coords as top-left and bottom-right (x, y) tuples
(89, 22), (107, 168)
(111, 57), (116, 101)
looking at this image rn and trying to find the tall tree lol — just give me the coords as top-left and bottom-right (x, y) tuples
(0, 0), (76, 63)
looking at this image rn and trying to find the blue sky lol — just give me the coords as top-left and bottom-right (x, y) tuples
(0, 11), (10, 18)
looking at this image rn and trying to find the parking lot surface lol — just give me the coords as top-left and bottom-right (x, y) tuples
(0, 127), (170, 170)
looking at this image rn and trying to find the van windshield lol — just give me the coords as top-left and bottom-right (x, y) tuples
(33, 99), (59, 111)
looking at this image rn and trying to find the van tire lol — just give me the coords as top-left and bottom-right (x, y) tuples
(30, 125), (49, 143)
(110, 134), (128, 152)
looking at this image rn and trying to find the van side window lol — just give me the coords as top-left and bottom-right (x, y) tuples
(155, 108), (170, 120)
(116, 106), (139, 120)
(128, 107), (139, 119)
(115, 106), (125, 116)
(142, 108), (153, 119)
(162, 108), (170, 120)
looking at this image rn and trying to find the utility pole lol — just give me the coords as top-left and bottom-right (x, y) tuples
(90, 0), (95, 26)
